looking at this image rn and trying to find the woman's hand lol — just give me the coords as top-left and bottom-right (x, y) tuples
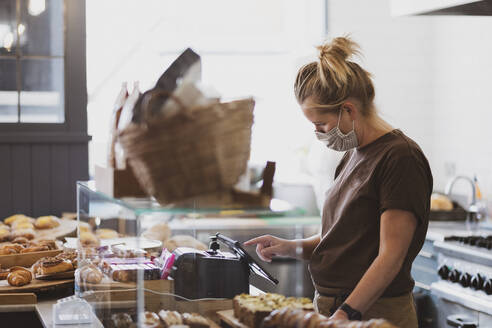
(243, 235), (297, 262)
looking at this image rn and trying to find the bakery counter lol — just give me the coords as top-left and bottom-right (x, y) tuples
(14, 285), (265, 327)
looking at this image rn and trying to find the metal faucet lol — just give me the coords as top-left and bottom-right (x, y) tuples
(445, 175), (481, 227)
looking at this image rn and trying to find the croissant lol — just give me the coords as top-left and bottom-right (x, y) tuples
(261, 307), (397, 328)
(79, 264), (103, 284)
(7, 267), (32, 286)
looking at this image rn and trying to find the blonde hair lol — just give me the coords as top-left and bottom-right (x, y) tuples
(294, 36), (376, 117)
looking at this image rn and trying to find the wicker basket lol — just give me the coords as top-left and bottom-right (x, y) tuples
(118, 92), (255, 205)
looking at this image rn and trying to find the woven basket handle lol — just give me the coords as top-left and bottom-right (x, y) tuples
(141, 89), (191, 123)
(109, 99), (125, 168)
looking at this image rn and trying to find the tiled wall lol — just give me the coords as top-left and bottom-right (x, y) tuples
(328, 0), (492, 209)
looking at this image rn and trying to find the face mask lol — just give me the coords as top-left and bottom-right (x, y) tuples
(315, 110), (359, 151)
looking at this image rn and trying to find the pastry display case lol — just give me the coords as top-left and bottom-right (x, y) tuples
(75, 180), (303, 327)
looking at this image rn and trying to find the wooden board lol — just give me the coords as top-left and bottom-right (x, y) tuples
(0, 275), (73, 294)
(0, 249), (62, 269)
(35, 270), (75, 281)
(79, 278), (174, 292)
(0, 293), (36, 305)
(217, 309), (249, 328)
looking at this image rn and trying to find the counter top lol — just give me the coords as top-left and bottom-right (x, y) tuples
(169, 216), (321, 230)
(426, 221), (492, 242)
(31, 284), (265, 327)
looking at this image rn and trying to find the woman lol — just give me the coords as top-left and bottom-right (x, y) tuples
(245, 37), (432, 328)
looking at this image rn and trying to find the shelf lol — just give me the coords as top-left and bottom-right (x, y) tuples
(77, 181), (305, 218)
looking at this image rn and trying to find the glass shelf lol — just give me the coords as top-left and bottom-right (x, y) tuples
(77, 180), (305, 218)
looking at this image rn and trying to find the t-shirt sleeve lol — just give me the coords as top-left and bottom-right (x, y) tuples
(378, 153), (431, 225)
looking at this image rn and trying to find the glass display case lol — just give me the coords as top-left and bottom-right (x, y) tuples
(75, 181), (316, 327)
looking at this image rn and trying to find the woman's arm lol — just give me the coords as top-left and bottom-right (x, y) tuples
(296, 233), (321, 260)
(331, 209), (418, 320)
(244, 233), (320, 262)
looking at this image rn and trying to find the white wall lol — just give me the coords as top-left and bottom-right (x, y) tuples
(327, 0), (492, 209)
(327, 0), (436, 161)
(431, 16), (492, 198)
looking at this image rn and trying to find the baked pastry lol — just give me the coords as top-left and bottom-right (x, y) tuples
(4, 214), (33, 226)
(55, 251), (77, 268)
(36, 239), (58, 250)
(157, 311), (209, 328)
(111, 312), (135, 328)
(233, 293), (314, 328)
(261, 308), (397, 328)
(12, 221), (35, 230)
(143, 312), (162, 328)
(7, 267), (32, 287)
(431, 193), (454, 211)
(11, 236), (30, 244)
(163, 235), (207, 252)
(34, 216), (60, 229)
(78, 264), (103, 284)
(260, 307), (323, 328)
(0, 244), (24, 255)
(0, 268), (9, 280)
(11, 228), (35, 240)
(181, 313), (209, 328)
(158, 310), (183, 327)
(78, 223), (91, 233)
(20, 245), (50, 253)
(142, 222), (171, 243)
(96, 228), (119, 239)
(80, 231), (100, 246)
(0, 228), (11, 242)
(34, 257), (73, 275)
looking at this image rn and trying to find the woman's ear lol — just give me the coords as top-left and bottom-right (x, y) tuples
(342, 101), (358, 120)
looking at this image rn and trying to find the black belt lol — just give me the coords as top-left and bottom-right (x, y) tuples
(317, 290), (352, 315)
(317, 289), (410, 315)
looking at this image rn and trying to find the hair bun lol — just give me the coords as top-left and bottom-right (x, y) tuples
(316, 36), (361, 90)
(294, 35), (375, 113)
(317, 36), (359, 63)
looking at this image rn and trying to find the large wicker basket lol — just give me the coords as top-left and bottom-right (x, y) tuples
(118, 93), (255, 205)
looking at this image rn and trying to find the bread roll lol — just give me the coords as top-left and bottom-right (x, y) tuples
(163, 235), (207, 252)
(0, 228), (11, 242)
(34, 216), (61, 229)
(78, 264), (103, 284)
(96, 228), (119, 239)
(142, 223), (171, 243)
(12, 221), (35, 230)
(430, 193), (453, 211)
(11, 228), (35, 240)
(80, 231), (100, 246)
(4, 214), (33, 226)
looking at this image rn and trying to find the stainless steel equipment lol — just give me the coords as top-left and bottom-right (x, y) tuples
(430, 234), (492, 327)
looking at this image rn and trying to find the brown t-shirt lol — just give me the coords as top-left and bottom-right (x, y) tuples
(309, 129), (433, 297)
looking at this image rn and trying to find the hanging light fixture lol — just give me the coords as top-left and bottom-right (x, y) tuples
(3, 31), (14, 51)
(28, 0), (46, 16)
(18, 23), (26, 35)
